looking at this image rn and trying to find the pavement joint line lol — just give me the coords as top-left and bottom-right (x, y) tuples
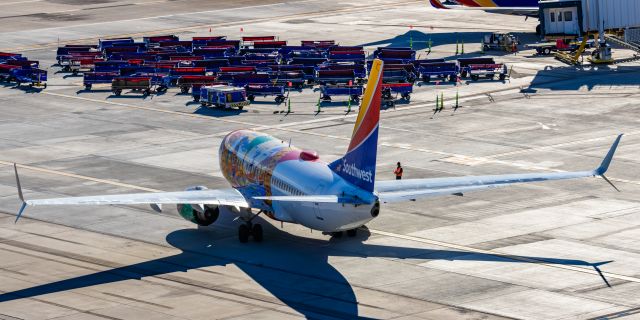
(0, 0), (421, 52)
(368, 228), (640, 285)
(486, 132), (640, 159)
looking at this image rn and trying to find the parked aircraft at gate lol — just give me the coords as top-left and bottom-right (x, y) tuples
(428, 0), (539, 17)
(13, 59), (623, 242)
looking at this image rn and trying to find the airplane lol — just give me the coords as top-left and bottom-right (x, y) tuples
(428, 0), (538, 15)
(12, 58), (623, 243)
(428, 0), (541, 33)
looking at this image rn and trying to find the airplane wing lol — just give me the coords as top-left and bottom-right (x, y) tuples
(12, 165), (249, 222)
(375, 134), (623, 203)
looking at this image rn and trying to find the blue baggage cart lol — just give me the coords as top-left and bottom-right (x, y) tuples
(12, 68), (47, 88)
(83, 72), (118, 90)
(381, 83), (413, 107)
(320, 85), (363, 103)
(245, 84), (286, 103)
(418, 62), (459, 82)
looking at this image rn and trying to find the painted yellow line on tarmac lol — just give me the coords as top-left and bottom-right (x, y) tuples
(369, 228), (640, 285)
(43, 91), (255, 126)
(0, 161), (161, 193)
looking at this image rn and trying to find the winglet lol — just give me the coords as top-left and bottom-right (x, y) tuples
(595, 134), (623, 176)
(14, 163), (27, 223)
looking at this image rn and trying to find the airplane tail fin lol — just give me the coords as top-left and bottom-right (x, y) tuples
(328, 59), (383, 193)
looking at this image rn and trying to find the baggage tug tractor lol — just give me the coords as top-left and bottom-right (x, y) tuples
(200, 85), (250, 110)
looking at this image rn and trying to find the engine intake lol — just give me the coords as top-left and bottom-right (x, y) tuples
(176, 186), (220, 226)
(370, 200), (380, 217)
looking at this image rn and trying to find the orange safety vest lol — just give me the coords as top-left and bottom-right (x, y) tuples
(394, 167), (403, 177)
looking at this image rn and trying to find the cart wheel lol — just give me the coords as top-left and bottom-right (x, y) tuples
(422, 75), (430, 82)
(351, 96), (360, 104)
(248, 95), (255, 102)
(461, 71), (468, 78)
(85, 84), (91, 91)
(238, 105), (244, 110)
(114, 89), (122, 96)
(181, 87), (189, 94)
(194, 96), (200, 102)
(499, 74), (506, 81)
(275, 96), (284, 104)
(402, 93), (411, 101)
(43, 83), (47, 89)
(471, 75), (479, 81)
(543, 48), (551, 55)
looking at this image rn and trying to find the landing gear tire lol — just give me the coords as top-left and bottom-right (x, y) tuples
(238, 224), (250, 243)
(252, 223), (263, 242)
(347, 229), (357, 237)
(331, 231), (343, 238)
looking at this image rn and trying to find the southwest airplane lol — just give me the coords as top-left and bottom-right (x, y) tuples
(13, 59), (622, 243)
(428, 0), (539, 17)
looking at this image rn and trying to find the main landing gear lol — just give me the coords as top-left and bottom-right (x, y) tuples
(330, 228), (358, 238)
(238, 210), (263, 243)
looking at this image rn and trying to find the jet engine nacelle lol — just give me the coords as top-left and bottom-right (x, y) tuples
(176, 186), (220, 226)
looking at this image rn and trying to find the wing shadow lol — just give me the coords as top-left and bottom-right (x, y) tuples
(0, 215), (612, 319)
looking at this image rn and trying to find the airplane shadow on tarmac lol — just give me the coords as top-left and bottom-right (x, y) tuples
(0, 210), (612, 319)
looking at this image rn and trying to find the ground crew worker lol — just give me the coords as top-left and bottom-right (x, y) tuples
(394, 162), (403, 180)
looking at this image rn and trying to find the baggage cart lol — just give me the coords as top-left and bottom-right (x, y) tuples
(467, 63), (509, 81)
(111, 76), (165, 96)
(314, 69), (355, 85)
(11, 68), (47, 88)
(319, 84), (363, 103)
(270, 71), (305, 88)
(418, 62), (459, 82)
(381, 83), (413, 107)
(457, 57), (495, 78)
(232, 73), (270, 87)
(245, 84), (286, 103)
(83, 72), (118, 90)
(176, 75), (218, 93)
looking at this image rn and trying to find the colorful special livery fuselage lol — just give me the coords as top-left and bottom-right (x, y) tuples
(13, 59), (623, 243)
